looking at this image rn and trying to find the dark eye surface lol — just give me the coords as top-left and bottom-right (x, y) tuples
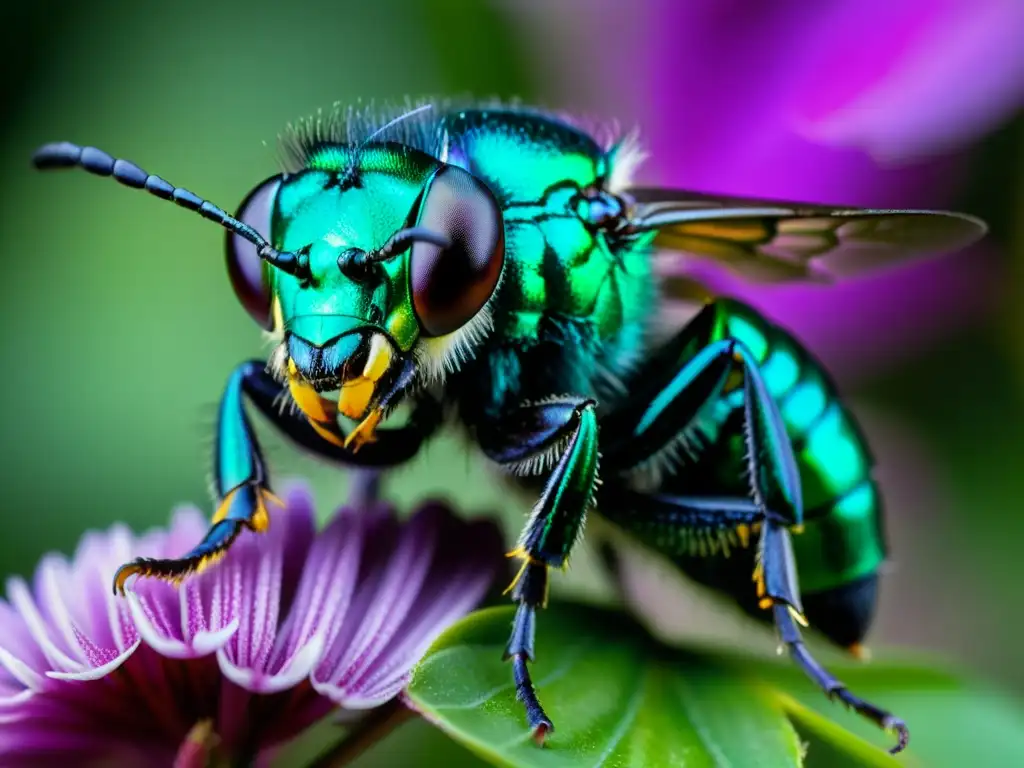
(410, 165), (504, 337)
(226, 175), (282, 328)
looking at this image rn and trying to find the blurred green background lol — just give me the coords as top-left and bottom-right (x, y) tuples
(2, 0), (1022, 765)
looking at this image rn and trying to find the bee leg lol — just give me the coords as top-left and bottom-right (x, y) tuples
(658, 342), (908, 752)
(506, 565), (553, 744)
(599, 301), (797, 524)
(596, 318), (908, 749)
(347, 469), (383, 507)
(763, 523), (909, 755)
(685, 344), (907, 752)
(478, 397), (601, 745)
(113, 360), (441, 595)
(602, 335), (798, 517)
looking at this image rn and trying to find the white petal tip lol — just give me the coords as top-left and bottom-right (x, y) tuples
(45, 638), (141, 681)
(218, 632), (325, 694)
(128, 591), (238, 659)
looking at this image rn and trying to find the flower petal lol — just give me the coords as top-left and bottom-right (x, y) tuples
(0, 601), (48, 678)
(320, 504), (440, 686)
(212, 484), (319, 692)
(312, 503), (503, 707)
(5, 577), (84, 675)
(351, 518), (502, 703)
(262, 502), (387, 683)
(218, 632), (324, 694)
(0, 478), (504, 766)
(799, 0), (1024, 162)
(0, 645), (45, 693)
(45, 636), (141, 681)
(127, 588), (239, 659)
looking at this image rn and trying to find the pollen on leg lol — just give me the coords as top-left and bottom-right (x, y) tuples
(250, 502), (270, 532)
(752, 560), (766, 597)
(502, 549), (548, 598)
(504, 560), (530, 596)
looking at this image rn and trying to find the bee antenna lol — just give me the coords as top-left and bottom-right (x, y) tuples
(31, 141), (310, 279)
(375, 226), (450, 261)
(344, 227), (450, 273)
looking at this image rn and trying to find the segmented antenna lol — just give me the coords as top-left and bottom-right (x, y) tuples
(341, 226), (450, 275)
(31, 142), (309, 278)
(375, 227), (450, 260)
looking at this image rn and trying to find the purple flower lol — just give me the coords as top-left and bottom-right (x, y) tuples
(512, 0), (1021, 378)
(0, 482), (502, 767)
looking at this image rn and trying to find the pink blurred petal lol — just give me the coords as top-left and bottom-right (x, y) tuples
(800, 0), (1024, 162)
(656, 243), (999, 380)
(0, 602), (47, 676)
(5, 577), (83, 674)
(0, 646), (44, 692)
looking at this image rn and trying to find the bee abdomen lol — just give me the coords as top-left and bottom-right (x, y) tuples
(710, 298), (888, 609)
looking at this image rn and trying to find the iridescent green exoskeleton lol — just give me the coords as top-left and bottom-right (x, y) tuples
(32, 101), (987, 755)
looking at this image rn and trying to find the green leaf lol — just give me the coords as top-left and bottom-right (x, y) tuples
(407, 603), (802, 767)
(406, 603), (1024, 768)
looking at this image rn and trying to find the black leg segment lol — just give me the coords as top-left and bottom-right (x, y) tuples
(478, 396), (601, 743)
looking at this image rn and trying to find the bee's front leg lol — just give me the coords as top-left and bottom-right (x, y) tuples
(113, 360), (441, 594)
(477, 396), (600, 745)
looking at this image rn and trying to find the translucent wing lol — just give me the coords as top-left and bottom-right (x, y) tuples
(621, 187), (988, 286)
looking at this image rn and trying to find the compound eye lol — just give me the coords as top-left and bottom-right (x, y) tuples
(409, 165), (504, 337)
(226, 175), (282, 329)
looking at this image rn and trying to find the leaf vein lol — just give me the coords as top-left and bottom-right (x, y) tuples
(435, 642), (595, 711)
(672, 675), (732, 767)
(591, 663), (649, 768)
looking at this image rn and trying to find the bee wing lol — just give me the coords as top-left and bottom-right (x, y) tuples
(622, 187), (988, 286)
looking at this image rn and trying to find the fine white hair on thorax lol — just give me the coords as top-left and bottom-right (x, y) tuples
(413, 302), (495, 387)
(606, 127), (648, 194)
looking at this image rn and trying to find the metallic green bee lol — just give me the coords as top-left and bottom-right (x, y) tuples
(32, 100), (986, 754)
